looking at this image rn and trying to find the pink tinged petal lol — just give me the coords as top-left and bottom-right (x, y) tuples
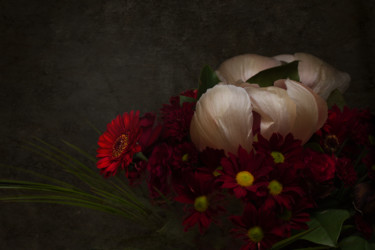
(276, 79), (320, 143)
(244, 85), (297, 139)
(274, 53), (350, 99)
(190, 85), (253, 154)
(216, 54), (281, 84)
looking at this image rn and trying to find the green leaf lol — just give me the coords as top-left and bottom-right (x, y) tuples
(301, 209), (350, 247)
(326, 89), (346, 110)
(271, 226), (318, 249)
(179, 95), (196, 106)
(304, 142), (324, 153)
(339, 235), (375, 250)
(197, 65), (220, 100)
(247, 61), (300, 87)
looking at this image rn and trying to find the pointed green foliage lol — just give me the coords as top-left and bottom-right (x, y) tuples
(179, 95), (197, 106)
(340, 235), (375, 250)
(197, 65), (220, 100)
(304, 142), (324, 153)
(271, 226), (318, 249)
(301, 209), (350, 247)
(247, 61), (300, 87)
(326, 89), (346, 110)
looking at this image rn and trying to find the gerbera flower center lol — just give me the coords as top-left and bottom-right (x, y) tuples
(271, 151), (285, 163)
(236, 171), (254, 187)
(112, 134), (129, 158)
(268, 180), (283, 195)
(248, 226), (264, 243)
(194, 195), (209, 212)
(324, 134), (339, 153)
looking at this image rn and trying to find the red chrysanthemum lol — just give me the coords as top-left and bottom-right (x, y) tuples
(302, 149), (336, 200)
(316, 106), (372, 155)
(97, 111), (141, 177)
(262, 163), (305, 211)
(278, 198), (313, 236)
(160, 89), (197, 142)
(303, 148), (336, 184)
(196, 147), (226, 179)
(138, 112), (162, 153)
(174, 172), (224, 234)
(335, 157), (357, 187)
(171, 142), (199, 172)
(218, 146), (271, 199)
(147, 143), (173, 198)
(254, 133), (304, 168)
(231, 203), (285, 250)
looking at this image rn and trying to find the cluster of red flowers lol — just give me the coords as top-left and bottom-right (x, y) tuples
(97, 89), (374, 249)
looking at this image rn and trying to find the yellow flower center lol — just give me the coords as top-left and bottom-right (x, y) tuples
(268, 180), (283, 195)
(112, 134), (129, 158)
(182, 153), (189, 162)
(248, 226), (264, 243)
(271, 151), (285, 163)
(212, 166), (223, 177)
(236, 171), (254, 187)
(194, 195), (209, 212)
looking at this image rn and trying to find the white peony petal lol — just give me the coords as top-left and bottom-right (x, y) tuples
(276, 79), (321, 143)
(190, 85), (253, 154)
(244, 85), (297, 139)
(273, 53), (351, 99)
(216, 54), (281, 84)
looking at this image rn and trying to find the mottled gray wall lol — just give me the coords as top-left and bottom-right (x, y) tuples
(1, 0), (374, 249)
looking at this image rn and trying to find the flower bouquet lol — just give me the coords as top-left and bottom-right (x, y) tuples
(2, 53), (375, 249)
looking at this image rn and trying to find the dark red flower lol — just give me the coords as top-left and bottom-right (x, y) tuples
(355, 214), (374, 239)
(174, 172), (224, 234)
(316, 106), (372, 154)
(231, 203), (285, 250)
(254, 133), (304, 168)
(363, 147), (375, 180)
(196, 147), (225, 178)
(125, 160), (147, 185)
(171, 142), (199, 172)
(219, 146), (271, 199)
(335, 157), (357, 187)
(147, 143), (173, 198)
(278, 198), (313, 236)
(138, 112), (162, 153)
(303, 149), (336, 184)
(160, 89), (197, 142)
(302, 149), (336, 199)
(263, 163), (305, 211)
(97, 111), (141, 177)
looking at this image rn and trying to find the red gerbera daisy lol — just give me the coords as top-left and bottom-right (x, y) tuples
(218, 146), (271, 199)
(97, 111), (141, 177)
(231, 203), (285, 250)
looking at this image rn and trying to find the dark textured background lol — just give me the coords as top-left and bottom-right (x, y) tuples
(1, 0), (374, 249)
